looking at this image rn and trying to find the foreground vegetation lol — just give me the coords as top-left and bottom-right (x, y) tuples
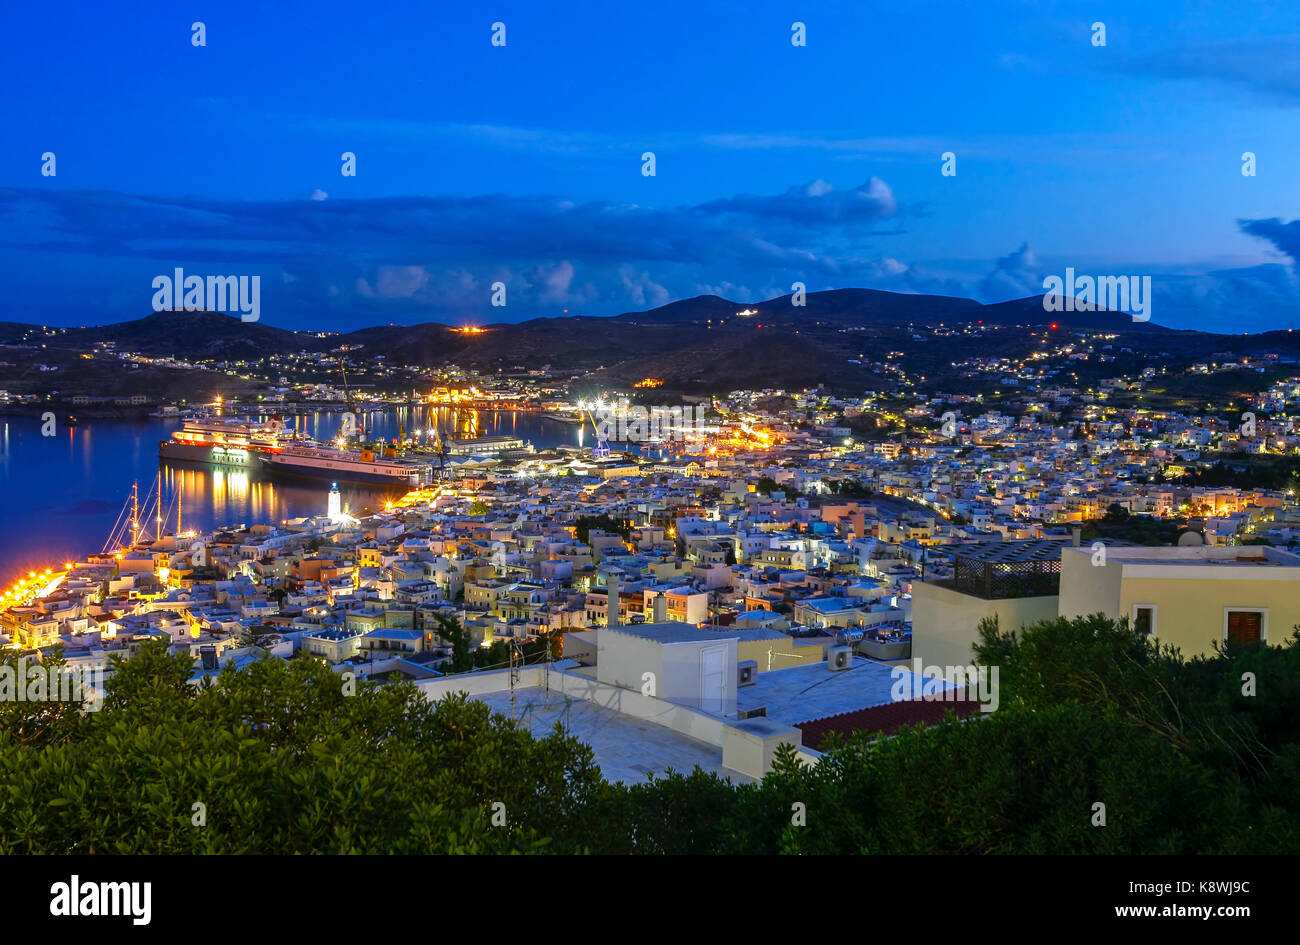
(2, 616), (1298, 854)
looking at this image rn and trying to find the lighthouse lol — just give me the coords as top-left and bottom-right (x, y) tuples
(327, 482), (342, 522)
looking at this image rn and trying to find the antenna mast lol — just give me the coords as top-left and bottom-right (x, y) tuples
(509, 639), (518, 723)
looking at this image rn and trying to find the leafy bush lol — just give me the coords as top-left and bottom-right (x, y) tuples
(4, 617), (1300, 854)
(0, 640), (603, 854)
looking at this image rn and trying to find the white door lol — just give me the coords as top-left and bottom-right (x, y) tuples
(700, 645), (727, 715)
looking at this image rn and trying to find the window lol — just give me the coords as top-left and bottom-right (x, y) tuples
(1224, 608), (1267, 645)
(1132, 604), (1157, 638)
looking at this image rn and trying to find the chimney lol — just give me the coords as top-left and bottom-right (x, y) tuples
(607, 573), (620, 628)
(653, 591), (668, 623)
(1070, 524), (1082, 548)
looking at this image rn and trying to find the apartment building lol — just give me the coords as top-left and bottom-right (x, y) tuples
(914, 540), (1300, 666)
(911, 539), (1066, 667)
(1058, 544), (1300, 656)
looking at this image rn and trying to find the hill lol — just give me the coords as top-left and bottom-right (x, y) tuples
(55, 311), (301, 360)
(8, 288), (1294, 399)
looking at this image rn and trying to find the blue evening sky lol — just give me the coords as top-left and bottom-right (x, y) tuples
(2, 0), (1300, 332)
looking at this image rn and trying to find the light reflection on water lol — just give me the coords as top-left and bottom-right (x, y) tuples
(0, 408), (580, 578)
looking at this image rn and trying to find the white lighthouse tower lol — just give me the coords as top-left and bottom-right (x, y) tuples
(327, 482), (342, 522)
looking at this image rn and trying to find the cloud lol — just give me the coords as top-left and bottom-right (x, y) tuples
(281, 112), (963, 159)
(1148, 264), (1300, 333)
(699, 177), (899, 225)
(530, 260), (579, 305)
(0, 181), (927, 325)
(1239, 217), (1300, 262)
(371, 265), (431, 300)
(962, 223), (1300, 332)
(976, 242), (1043, 301)
(1117, 36), (1300, 105)
(2, 185), (1298, 332)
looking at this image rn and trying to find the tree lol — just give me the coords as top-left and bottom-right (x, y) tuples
(1102, 503), (1130, 524)
(0, 643), (83, 749)
(4, 620), (1297, 854)
(468, 500), (489, 516)
(970, 612), (1300, 850)
(573, 514), (632, 544)
(724, 702), (1241, 854)
(0, 640), (605, 854)
(431, 612), (473, 673)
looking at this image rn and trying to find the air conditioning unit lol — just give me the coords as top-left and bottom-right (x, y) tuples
(737, 705), (767, 720)
(737, 660), (757, 687)
(827, 645), (853, 672)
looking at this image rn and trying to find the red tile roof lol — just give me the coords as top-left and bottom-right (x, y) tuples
(796, 694), (983, 750)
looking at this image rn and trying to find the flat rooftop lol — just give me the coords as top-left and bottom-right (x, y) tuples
(1064, 544), (1300, 568)
(471, 686), (751, 785)
(607, 621), (790, 645)
(605, 622), (739, 644)
(738, 657), (956, 727)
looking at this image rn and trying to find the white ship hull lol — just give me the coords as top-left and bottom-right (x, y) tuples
(263, 447), (431, 487)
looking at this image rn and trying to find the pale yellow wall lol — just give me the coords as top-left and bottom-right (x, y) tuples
(1057, 548), (1124, 620)
(1059, 547), (1300, 657)
(1119, 577), (1300, 657)
(912, 580), (1059, 667)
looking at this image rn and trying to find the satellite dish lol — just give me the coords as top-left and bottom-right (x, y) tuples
(1177, 530), (1204, 547)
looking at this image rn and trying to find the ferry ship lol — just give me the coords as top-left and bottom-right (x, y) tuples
(158, 417), (296, 467)
(262, 443), (433, 487)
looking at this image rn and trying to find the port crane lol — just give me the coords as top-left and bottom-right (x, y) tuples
(582, 399), (611, 458)
(430, 417), (451, 480)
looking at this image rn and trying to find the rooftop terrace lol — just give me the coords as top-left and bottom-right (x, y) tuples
(471, 684), (750, 785)
(738, 657), (956, 727)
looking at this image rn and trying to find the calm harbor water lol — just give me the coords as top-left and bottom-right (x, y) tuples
(0, 407), (584, 581)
